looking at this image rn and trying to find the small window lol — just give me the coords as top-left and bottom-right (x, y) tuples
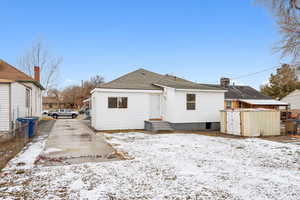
(108, 97), (128, 109)
(25, 89), (30, 108)
(108, 97), (118, 108)
(186, 94), (196, 110)
(226, 101), (232, 109)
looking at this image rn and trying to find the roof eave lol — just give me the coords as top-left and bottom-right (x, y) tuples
(17, 80), (45, 90)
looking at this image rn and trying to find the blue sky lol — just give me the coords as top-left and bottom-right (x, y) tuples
(0, 0), (283, 89)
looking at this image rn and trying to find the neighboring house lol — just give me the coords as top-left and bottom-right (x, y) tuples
(205, 78), (288, 110)
(224, 86), (288, 110)
(281, 89), (300, 110)
(90, 68), (226, 131)
(0, 59), (44, 133)
(43, 96), (74, 110)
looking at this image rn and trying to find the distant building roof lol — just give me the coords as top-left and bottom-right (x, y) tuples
(43, 97), (59, 104)
(99, 68), (224, 91)
(201, 83), (273, 100)
(225, 85), (273, 100)
(0, 59), (44, 89)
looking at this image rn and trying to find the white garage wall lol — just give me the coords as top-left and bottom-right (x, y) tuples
(92, 91), (152, 130)
(165, 88), (225, 123)
(0, 84), (10, 131)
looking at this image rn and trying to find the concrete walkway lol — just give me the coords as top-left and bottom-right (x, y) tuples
(40, 119), (119, 165)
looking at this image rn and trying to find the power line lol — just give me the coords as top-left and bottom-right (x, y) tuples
(230, 66), (279, 80)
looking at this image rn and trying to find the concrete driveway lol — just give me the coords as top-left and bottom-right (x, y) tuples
(39, 119), (119, 165)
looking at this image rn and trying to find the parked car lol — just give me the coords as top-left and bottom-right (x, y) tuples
(42, 110), (49, 115)
(79, 107), (89, 114)
(49, 109), (79, 119)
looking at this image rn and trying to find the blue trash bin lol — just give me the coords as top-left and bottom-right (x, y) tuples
(17, 117), (39, 138)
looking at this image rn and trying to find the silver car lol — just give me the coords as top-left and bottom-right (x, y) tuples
(50, 109), (78, 119)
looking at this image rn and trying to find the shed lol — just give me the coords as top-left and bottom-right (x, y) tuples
(220, 109), (280, 137)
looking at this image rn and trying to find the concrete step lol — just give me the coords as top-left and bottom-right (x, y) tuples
(151, 121), (173, 131)
(145, 120), (174, 132)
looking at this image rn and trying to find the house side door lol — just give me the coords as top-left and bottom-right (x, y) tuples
(149, 94), (161, 120)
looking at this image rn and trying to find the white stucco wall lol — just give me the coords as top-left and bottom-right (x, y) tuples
(91, 90), (155, 130)
(0, 84), (10, 131)
(281, 90), (300, 110)
(163, 88), (225, 123)
(91, 88), (225, 130)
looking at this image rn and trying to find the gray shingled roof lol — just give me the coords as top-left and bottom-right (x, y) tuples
(201, 83), (272, 100)
(99, 68), (224, 90)
(225, 85), (272, 100)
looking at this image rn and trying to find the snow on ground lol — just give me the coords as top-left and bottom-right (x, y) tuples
(1, 132), (300, 200)
(4, 135), (47, 170)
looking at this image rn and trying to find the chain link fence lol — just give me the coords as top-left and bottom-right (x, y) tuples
(0, 121), (39, 170)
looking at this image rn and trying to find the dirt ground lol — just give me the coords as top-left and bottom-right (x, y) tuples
(0, 120), (55, 171)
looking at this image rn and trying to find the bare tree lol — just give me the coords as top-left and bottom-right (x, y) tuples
(59, 75), (105, 108)
(18, 39), (62, 91)
(90, 75), (105, 87)
(258, 0), (300, 61)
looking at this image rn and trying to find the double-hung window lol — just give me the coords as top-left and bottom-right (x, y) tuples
(186, 94), (196, 110)
(108, 97), (128, 109)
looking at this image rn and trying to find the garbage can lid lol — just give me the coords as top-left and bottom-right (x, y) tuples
(17, 117), (39, 122)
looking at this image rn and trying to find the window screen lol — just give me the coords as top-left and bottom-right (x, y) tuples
(108, 97), (118, 108)
(186, 94), (196, 110)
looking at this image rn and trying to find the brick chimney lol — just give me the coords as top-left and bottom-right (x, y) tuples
(34, 66), (40, 82)
(220, 77), (230, 88)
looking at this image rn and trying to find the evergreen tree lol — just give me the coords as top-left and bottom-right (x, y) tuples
(261, 64), (300, 99)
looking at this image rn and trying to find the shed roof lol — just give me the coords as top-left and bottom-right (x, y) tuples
(99, 68), (224, 91)
(240, 99), (288, 106)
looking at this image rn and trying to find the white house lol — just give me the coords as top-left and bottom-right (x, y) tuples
(90, 68), (226, 131)
(0, 60), (44, 133)
(281, 89), (300, 110)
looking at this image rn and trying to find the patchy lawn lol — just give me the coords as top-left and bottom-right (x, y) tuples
(1, 132), (300, 200)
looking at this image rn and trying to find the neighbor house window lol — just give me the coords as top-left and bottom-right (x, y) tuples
(25, 89), (30, 108)
(226, 101), (232, 109)
(186, 94), (196, 110)
(108, 97), (128, 108)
